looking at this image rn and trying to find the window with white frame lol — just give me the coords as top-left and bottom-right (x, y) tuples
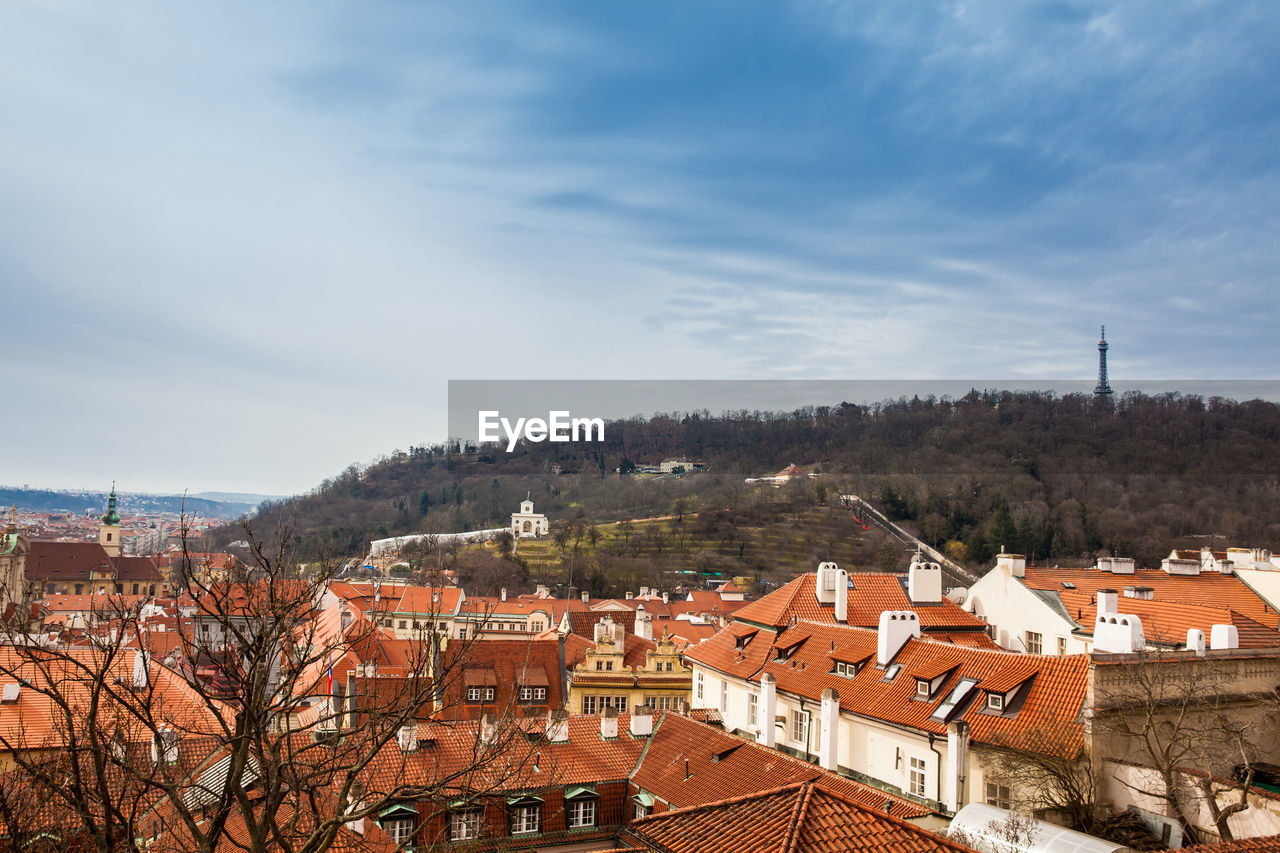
(791, 709), (810, 745)
(909, 756), (927, 797)
(449, 809), (481, 841)
(582, 695), (598, 714)
(696, 672), (704, 701)
(720, 682), (728, 712)
(747, 692), (758, 727)
(567, 797), (597, 828)
(1057, 636), (1067, 656)
(985, 781), (1012, 809)
(986, 692), (1004, 711)
(509, 802), (540, 835)
(1025, 630), (1042, 655)
(465, 686), (496, 703)
(634, 799), (653, 820)
(518, 686), (547, 702)
(380, 816), (415, 846)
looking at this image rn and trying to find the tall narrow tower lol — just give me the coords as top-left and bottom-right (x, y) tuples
(100, 482), (122, 558)
(1093, 326), (1113, 397)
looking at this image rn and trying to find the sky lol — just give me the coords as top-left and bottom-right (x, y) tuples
(2, 1), (1278, 496)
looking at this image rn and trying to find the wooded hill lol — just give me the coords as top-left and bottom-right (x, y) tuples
(225, 390), (1280, 576)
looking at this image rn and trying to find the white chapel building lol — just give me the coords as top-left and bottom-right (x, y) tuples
(511, 499), (549, 539)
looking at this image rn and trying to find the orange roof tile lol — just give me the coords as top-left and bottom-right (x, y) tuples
(631, 712), (930, 820)
(1021, 566), (1280, 647)
(629, 780), (972, 852)
(686, 621), (1089, 757)
(733, 573), (987, 635)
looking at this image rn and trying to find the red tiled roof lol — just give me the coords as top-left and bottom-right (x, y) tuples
(686, 621), (1089, 757)
(733, 573), (987, 634)
(567, 610), (637, 637)
(1020, 566), (1280, 647)
(25, 541), (113, 580)
(437, 638), (565, 720)
(631, 712), (930, 820)
(628, 780), (972, 852)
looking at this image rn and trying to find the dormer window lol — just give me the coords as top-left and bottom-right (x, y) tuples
(987, 693), (1004, 711)
(915, 679), (931, 698)
(833, 661), (858, 678)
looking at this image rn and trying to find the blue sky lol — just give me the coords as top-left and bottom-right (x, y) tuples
(2, 1), (1278, 495)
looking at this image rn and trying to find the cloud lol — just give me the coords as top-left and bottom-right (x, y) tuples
(2, 1), (1279, 492)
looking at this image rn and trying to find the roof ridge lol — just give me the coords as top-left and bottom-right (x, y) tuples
(631, 780), (810, 825)
(781, 779), (814, 853)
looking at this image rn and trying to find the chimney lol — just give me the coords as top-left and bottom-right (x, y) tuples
(908, 559), (943, 604)
(758, 673), (777, 748)
(594, 617), (610, 644)
(1162, 556), (1201, 576)
(132, 650), (150, 690)
(630, 705), (654, 737)
(580, 591), (589, 604)
(636, 606), (653, 641)
(818, 687), (840, 772)
(945, 720), (970, 813)
(546, 709), (569, 743)
(640, 586), (649, 597)
(815, 562), (839, 604)
(876, 611), (920, 666)
(662, 592), (669, 604)
(1211, 624), (1239, 650)
(995, 550), (1026, 579)
(1123, 586), (1154, 601)
(834, 568), (848, 623)
(1097, 589), (1118, 616)
(600, 706), (618, 739)
(397, 724), (419, 752)
(500, 588), (507, 602)
(626, 591), (634, 600)
(1098, 556), (1135, 575)
(480, 713), (499, 747)
(1093, 613), (1145, 653)
(536, 584), (549, 597)
(1187, 628), (1206, 657)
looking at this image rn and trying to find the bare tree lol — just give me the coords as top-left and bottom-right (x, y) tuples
(981, 724), (1099, 834)
(0, 514), (543, 853)
(1091, 649), (1280, 844)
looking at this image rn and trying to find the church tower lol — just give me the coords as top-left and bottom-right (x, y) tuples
(99, 483), (122, 558)
(0, 508), (29, 605)
(1093, 326), (1114, 397)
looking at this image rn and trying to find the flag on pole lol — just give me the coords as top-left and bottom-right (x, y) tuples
(326, 654), (333, 696)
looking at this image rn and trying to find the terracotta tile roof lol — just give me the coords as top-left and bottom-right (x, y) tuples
(628, 780), (973, 852)
(686, 621), (1089, 757)
(683, 589), (751, 619)
(0, 646), (227, 749)
(437, 638), (565, 720)
(651, 619), (720, 647)
(1021, 566), (1280, 646)
(25, 541), (114, 580)
(929, 631), (1001, 649)
(567, 610), (637, 638)
(631, 712), (930, 820)
(733, 573), (987, 634)
(359, 711), (650, 795)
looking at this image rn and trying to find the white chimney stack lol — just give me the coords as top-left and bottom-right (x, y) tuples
(1097, 589), (1118, 616)
(1098, 556), (1135, 575)
(500, 588), (507, 602)
(600, 706), (618, 739)
(945, 721), (970, 812)
(1094, 613), (1145, 653)
(995, 550), (1026, 578)
(759, 674), (777, 749)
(834, 569), (848, 623)
(397, 725), (419, 752)
(636, 606), (653, 641)
(1211, 624), (1239, 650)
(1187, 628), (1206, 656)
(132, 650), (150, 690)
(480, 713), (499, 747)
(876, 611), (920, 666)
(815, 562), (839, 604)
(908, 559), (943, 604)
(818, 687), (840, 772)
(546, 709), (569, 743)
(630, 705), (654, 737)
(581, 591), (589, 604)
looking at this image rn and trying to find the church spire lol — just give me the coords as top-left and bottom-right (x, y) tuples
(102, 482), (121, 526)
(1093, 325), (1113, 397)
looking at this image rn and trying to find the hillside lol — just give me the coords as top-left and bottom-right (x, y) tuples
(220, 390), (1280, 578)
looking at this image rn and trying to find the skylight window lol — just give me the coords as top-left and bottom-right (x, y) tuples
(1061, 582), (1076, 589)
(882, 663), (902, 681)
(930, 677), (979, 722)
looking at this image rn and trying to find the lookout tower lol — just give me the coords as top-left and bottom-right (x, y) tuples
(1093, 326), (1114, 398)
